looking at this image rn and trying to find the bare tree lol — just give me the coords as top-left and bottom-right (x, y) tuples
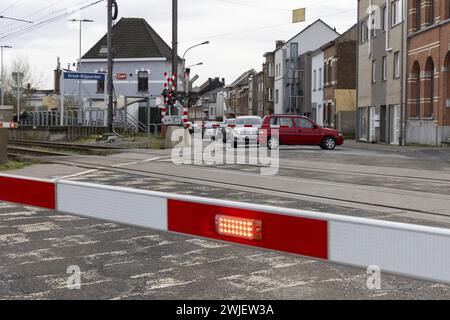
(3, 55), (43, 112)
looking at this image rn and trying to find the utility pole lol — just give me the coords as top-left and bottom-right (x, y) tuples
(172, 0), (178, 83)
(107, 0), (114, 132)
(171, 0), (178, 118)
(1, 45), (13, 106)
(69, 19), (94, 109)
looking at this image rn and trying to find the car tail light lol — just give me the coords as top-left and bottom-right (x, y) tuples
(215, 215), (262, 240)
(212, 124), (220, 128)
(244, 124), (253, 128)
(228, 124), (236, 128)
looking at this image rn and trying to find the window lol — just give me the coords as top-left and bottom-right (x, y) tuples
(268, 63), (274, 77)
(394, 51), (400, 79)
(296, 118), (315, 129)
(429, 0), (435, 25)
(268, 88), (273, 102)
(370, 11), (377, 38)
(327, 61), (333, 84)
(275, 89), (279, 104)
(383, 6), (388, 31)
(382, 56), (387, 81)
(391, 0), (403, 26)
(360, 20), (369, 42)
(313, 70), (317, 91)
(416, 0), (421, 30)
(278, 117), (293, 128)
(319, 68), (323, 90)
(138, 71), (149, 92)
(372, 60), (377, 83)
(97, 78), (105, 93)
(96, 72), (106, 93)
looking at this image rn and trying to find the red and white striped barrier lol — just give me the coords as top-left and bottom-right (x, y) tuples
(0, 122), (18, 129)
(1, 173), (450, 284)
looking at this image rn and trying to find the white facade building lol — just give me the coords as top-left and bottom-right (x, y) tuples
(274, 19), (339, 114)
(311, 50), (324, 126)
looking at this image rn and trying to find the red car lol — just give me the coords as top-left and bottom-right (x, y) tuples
(258, 115), (344, 150)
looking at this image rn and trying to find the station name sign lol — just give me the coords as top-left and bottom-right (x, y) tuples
(64, 72), (106, 81)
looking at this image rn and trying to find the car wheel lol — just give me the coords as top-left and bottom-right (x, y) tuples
(321, 137), (336, 150)
(267, 136), (279, 150)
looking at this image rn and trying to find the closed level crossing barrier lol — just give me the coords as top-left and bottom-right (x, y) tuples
(1, 173), (450, 284)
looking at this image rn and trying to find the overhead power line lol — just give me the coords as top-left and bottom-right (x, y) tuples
(0, 15), (33, 23)
(0, 0), (104, 41)
(0, 0), (96, 38)
(0, 0), (23, 15)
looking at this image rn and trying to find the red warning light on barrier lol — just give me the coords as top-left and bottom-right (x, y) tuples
(215, 215), (262, 240)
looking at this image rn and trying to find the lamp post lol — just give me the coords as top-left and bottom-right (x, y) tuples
(182, 41), (209, 112)
(68, 18), (94, 108)
(187, 62), (203, 68)
(182, 41), (210, 60)
(0, 45), (13, 106)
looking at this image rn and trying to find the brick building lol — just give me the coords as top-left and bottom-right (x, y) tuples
(262, 52), (275, 115)
(253, 71), (265, 116)
(225, 69), (257, 118)
(322, 24), (357, 136)
(407, 0), (450, 145)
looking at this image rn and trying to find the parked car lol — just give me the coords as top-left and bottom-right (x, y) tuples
(230, 116), (262, 148)
(258, 115), (344, 150)
(203, 122), (222, 141)
(221, 118), (236, 143)
(187, 122), (200, 135)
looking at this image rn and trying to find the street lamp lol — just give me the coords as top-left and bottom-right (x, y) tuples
(187, 62), (203, 68)
(69, 18), (94, 108)
(1, 45), (13, 106)
(182, 41), (210, 60)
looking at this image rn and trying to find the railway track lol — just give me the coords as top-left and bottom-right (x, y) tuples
(10, 152), (450, 221)
(7, 139), (123, 156)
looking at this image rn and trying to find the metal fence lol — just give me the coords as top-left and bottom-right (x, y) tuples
(18, 108), (163, 135)
(18, 109), (106, 127)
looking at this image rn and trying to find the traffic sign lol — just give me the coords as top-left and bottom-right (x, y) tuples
(63, 72), (106, 81)
(12, 72), (25, 85)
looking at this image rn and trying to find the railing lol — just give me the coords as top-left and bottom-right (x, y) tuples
(18, 109), (106, 127)
(114, 108), (147, 133)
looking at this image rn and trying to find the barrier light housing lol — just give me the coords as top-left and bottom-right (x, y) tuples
(215, 215), (262, 240)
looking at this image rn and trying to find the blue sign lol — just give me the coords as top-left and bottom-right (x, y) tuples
(64, 72), (106, 81)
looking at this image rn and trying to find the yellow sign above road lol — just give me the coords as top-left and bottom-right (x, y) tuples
(292, 8), (306, 23)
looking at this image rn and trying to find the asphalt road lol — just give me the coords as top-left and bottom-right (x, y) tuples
(1, 142), (450, 299)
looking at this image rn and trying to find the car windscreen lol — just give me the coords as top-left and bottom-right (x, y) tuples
(235, 118), (261, 125)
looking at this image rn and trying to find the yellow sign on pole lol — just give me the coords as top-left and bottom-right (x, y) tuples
(292, 8), (306, 23)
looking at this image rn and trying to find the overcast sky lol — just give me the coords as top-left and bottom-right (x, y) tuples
(0, 0), (356, 89)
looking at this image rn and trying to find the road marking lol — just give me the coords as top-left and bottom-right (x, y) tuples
(142, 156), (170, 163)
(112, 162), (139, 168)
(59, 169), (98, 179)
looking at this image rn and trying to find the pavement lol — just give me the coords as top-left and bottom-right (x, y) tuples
(1, 142), (450, 299)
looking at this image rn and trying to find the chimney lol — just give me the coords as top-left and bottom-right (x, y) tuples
(54, 57), (61, 94)
(221, 78), (225, 85)
(276, 40), (285, 50)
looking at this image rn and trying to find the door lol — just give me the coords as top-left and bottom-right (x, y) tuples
(295, 117), (322, 145)
(276, 117), (296, 144)
(380, 106), (386, 143)
(369, 107), (376, 142)
(390, 105), (401, 145)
